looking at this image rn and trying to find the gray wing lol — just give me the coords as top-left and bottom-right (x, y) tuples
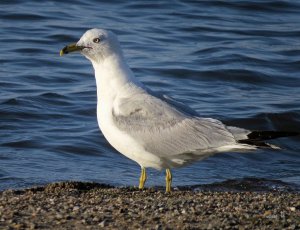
(112, 91), (236, 158)
(149, 89), (200, 117)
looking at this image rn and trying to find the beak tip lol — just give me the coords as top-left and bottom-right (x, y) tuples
(59, 49), (65, 56)
(59, 43), (81, 57)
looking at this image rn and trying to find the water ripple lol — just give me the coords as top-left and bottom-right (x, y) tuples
(0, 0), (299, 190)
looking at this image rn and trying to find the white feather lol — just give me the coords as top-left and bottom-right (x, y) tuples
(77, 28), (258, 170)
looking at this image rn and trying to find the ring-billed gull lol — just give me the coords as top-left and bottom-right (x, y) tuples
(60, 28), (298, 192)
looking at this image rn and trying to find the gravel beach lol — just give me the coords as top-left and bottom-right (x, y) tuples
(0, 181), (299, 229)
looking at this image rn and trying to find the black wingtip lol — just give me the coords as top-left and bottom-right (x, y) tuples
(238, 130), (299, 149)
(238, 139), (273, 148)
(247, 131), (299, 141)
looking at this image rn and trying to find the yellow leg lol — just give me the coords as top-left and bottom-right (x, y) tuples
(139, 167), (147, 190)
(165, 168), (172, 193)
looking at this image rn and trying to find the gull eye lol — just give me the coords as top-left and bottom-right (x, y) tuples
(93, 38), (100, 43)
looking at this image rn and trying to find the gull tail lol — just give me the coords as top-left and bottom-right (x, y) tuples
(238, 130), (299, 148)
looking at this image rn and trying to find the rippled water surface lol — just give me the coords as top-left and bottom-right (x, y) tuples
(1, 0), (300, 191)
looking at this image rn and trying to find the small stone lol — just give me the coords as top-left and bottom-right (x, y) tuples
(92, 217), (99, 222)
(11, 223), (22, 229)
(263, 210), (272, 217)
(73, 206), (80, 211)
(99, 219), (107, 227)
(119, 208), (125, 213)
(155, 224), (162, 230)
(56, 213), (63, 219)
(289, 207), (296, 212)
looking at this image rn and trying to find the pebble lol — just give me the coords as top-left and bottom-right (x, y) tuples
(99, 219), (107, 227)
(289, 207), (296, 212)
(73, 206), (80, 211)
(0, 181), (299, 229)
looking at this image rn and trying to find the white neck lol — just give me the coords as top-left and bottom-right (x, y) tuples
(92, 54), (141, 101)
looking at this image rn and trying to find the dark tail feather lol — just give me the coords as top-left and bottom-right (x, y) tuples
(247, 131), (299, 141)
(238, 131), (299, 148)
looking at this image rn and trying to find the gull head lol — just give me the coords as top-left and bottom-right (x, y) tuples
(60, 28), (122, 63)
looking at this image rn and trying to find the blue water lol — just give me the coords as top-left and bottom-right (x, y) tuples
(1, 0), (300, 191)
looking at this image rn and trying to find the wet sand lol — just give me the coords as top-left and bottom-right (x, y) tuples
(0, 181), (299, 229)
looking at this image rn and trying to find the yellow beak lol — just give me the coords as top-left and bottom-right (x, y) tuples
(60, 43), (84, 56)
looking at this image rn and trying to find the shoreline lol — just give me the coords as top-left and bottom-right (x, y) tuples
(0, 181), (299, 229)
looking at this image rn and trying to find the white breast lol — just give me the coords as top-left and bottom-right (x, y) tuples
(96, 87), (163, 170)
(92, 55), (164, 169)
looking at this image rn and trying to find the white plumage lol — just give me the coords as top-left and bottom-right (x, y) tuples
(60, 28), (259, 192)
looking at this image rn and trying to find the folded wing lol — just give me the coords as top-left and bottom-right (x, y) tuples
(112, 90), (237, 159)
